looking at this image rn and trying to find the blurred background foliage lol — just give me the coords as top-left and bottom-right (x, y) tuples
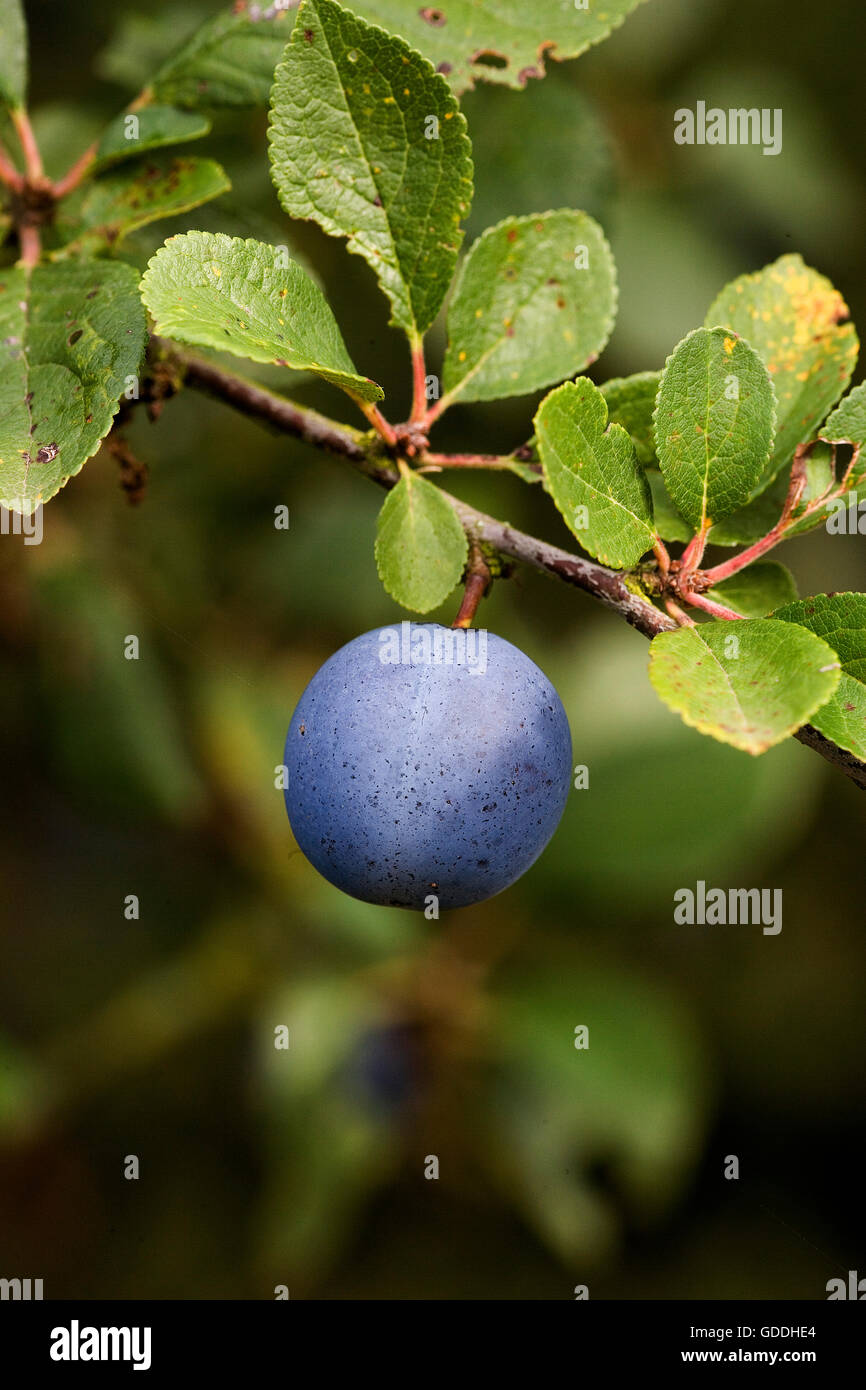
(1, 0), (865, 1298)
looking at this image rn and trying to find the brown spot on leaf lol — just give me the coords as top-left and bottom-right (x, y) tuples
(68, 329), (83, 345)
(36, 443), (59, 464)
(420, 6), (446, 24)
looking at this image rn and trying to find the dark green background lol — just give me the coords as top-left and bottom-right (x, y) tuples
(1, 0), (864, 1298)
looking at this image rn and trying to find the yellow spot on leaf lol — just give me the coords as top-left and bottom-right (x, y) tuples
(723, 336), (736, 355)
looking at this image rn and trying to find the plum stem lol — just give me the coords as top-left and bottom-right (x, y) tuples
(452, 541), (491, 629)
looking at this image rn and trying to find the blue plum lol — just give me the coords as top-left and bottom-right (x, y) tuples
(284, 622), (572, 909)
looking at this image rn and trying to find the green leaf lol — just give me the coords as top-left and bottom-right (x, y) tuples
(545, 624), (822, 909)
(774, 594), (866, 762)
(709, 371), (866, 543)
(348, 0), (650, 95)
(535, 378), (655, 569)
(150, 5), (293, 108)
(374, 470), (467, 612)
(268, 0), (473, 338)
(769, 386), (866, 540)
(646, 470), (690, 543)
(649, 618), (840, 754)
(654, 327), (776, 533)
(92, 106), (212, 172)
(0, 0), (26, 108)
(783, 442), (847, 539)
(57, 156), (231, 256)
(600, 371), (660, 466)
(716, 437), (851, 546)
(704, 254), (858, 492)
(707, 469), (789, 547)
(140, 230), (383, 402)
(0, 260), (146, 510)
(821, 380), (866, 448)
(707, 563), (797, 618)
(441, 210), (616, 405)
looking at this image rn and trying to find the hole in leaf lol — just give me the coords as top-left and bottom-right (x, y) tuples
(472, 50), (508, 69)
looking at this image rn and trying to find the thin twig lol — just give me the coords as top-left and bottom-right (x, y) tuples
(52, 142), (99, 200)
(679, 518), (711, 579)
(452, 540), (491, 629)
(163, 344), (866, 790)
(355, 397), (399, 447)
(703, 442), (840, 587)
(17, 223), (41, 267)
(11, 108), (43, 179)
(0, 139), (23, 190)
(410, 336), (427, 424)
(421, 451), (530, 471)
(681, 590), (745, 621)
(52, 87), (154, 199)
(665, 598), (695, 626)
